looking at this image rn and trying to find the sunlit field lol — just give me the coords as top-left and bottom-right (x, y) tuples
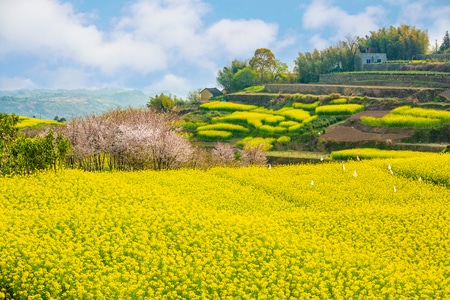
(1, 154), (449, 299)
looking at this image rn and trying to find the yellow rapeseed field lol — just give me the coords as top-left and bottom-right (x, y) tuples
(1, 154), (449, 299)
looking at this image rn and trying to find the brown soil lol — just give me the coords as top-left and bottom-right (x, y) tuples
(321, 111), (415, 143)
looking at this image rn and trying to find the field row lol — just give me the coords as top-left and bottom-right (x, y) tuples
(197, 101), (364, 140)
(1, 154), (449, 299)
(361, 106), (450, 128)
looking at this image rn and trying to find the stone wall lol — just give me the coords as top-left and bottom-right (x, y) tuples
(319, 73), (450, 87)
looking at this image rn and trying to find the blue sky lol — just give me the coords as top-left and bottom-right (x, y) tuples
(1, 0), (449, 98)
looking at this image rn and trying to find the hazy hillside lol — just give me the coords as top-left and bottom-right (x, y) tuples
(0, 89), (149, 120)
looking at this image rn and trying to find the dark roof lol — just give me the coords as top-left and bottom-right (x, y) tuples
(201, 88), (222, 97)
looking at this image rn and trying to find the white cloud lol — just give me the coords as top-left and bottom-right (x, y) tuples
(302, 0), (384, 46)
(0, 0), (280, 82)
(423, 4), (450, 49)
(206, 19), (279, 56)
(144, 74), (192, 97)
(0, 77), (37, 90)
(309, 34), (329, 51)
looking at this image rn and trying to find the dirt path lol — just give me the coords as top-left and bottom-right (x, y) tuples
(321, 111), (414, 142)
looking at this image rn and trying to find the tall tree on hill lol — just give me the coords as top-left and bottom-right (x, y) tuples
(439, 31), (450, 53)
(345, 34), (361, 71)
(216, 59), (248, 92)
(294, 40), (359, 83)
(249, 48), (277, 84)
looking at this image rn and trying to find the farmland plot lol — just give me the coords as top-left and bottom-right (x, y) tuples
(1, 154), (449, 299)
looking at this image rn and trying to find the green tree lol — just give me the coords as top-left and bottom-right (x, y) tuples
(249, 48), (276, 84)
(233, 67), (257, 90)
(360, 24), (429, 60)
(216, 59), (248, 92)
(186, 89), (201, 108)
(147, 93), (175, 112)
(439, 31), (450, 53)
(0, 113), (19, 175)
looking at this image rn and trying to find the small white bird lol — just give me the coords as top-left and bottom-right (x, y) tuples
(310, 180), (314, 186)
(342, 163), (346, 171)
(267, 164), (272, 169)
(418, 176), (423, 182)
(388, 164), (392, 171)
(393, 186), (397, 192)
(320, 156), (324, 162)
(353, 170), (357, 178)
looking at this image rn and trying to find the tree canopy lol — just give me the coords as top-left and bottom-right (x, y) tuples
(359, 24), (429, 60)
(439, 31), (450, 53)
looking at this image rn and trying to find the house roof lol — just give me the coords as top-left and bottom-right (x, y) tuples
(201, 87), (222, 97)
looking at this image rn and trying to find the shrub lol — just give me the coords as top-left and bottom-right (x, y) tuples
(62, 108), (194, 171)
(240, 144), (267, 166)
(211, 142), (237, 166)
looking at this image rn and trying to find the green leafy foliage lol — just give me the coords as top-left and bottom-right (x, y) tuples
(1, 113), (70, 175)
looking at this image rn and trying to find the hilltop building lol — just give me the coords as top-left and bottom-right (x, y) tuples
(359, 48), (387, 70)
(200, 88), (223, 102)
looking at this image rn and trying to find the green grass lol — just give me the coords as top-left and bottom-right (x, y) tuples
(244, 85), (265, 92)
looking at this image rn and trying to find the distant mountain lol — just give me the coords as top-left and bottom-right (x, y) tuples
(0, 89), (149, 120)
